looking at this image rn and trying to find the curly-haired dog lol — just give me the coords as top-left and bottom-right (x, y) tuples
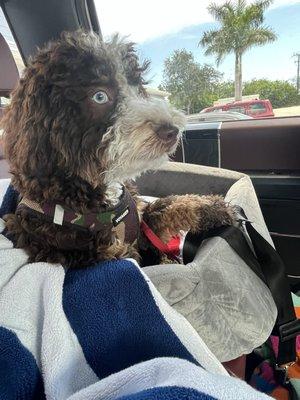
(1, 31), (234, 268)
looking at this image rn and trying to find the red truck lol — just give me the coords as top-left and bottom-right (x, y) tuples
(201, 99), (274, 119)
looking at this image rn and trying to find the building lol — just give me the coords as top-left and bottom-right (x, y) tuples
(146, 87), (170, 101)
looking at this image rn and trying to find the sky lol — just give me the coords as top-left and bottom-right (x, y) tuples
(1, 1), (299, 87)
(96, 0), (300, 42)
(95, 0), (300, 87)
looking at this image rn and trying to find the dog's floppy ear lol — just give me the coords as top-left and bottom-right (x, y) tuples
(106, 35), (149, 88)
(122, 42), (150, 87)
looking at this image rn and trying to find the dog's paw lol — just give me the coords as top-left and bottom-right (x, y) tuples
(196, 195), (236, 232)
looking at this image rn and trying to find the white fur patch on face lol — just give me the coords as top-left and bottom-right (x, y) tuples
(103, 95), (186, 184)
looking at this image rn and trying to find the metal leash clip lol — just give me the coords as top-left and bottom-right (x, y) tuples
(275, 359), (297, 386)
(233, 205), (253, 224)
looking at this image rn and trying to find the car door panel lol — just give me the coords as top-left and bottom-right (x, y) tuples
(220, 118), (300, 173)
(180, 118), (300, 289)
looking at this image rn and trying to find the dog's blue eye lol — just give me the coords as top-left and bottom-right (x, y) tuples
(92, 91), (109, 104)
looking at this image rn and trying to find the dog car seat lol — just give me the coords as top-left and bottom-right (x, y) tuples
(136, 162), (299, 368)
(136, 162), (300, 286)
(136, 162), (244, 198)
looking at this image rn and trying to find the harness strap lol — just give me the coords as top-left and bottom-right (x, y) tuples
(16, 187), (140, 245)
(244, 220), (300, 367)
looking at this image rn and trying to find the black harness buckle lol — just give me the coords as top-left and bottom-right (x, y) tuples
(278, 319), (300, 342)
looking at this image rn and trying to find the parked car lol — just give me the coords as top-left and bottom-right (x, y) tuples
(187, 111), (252, 123)
(201, 99), (274, 118)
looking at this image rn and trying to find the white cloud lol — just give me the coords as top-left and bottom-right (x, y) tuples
(96, 0), (211, 42)
(271, 0), (300, 6)
(95, 0), (300, 42)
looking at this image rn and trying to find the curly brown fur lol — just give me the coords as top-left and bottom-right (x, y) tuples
(1, 30), (186, 268)
(143, 194), (235, 242)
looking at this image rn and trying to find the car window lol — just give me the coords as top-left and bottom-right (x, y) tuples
(228, 106), (246, 114)
(249, 103), (267, 113)
(0, 8), (24, 75)
(0, 8), (24, 111)
(1, 2), (300, 123)
(0, 97), (10, 106)
(0, 9), (24, 167)
(95, 0), (300, 122)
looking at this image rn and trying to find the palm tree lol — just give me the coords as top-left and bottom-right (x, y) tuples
(199, 0), (277, 101)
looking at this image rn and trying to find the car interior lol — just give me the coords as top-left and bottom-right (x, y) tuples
(173, 117), (300, 292)
(0, 0), (299, 396)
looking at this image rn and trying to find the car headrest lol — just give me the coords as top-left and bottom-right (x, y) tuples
(0, 33), (19, 97)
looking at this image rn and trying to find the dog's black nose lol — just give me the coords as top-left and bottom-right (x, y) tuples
(156, 125), (179, 141)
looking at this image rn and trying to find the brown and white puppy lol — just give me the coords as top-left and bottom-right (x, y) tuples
(1, 30), (234, 268)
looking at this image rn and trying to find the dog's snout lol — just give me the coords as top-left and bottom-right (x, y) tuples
(156, 125), (179, 141)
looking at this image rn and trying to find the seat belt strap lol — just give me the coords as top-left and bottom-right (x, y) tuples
(183, 209), (300, 367)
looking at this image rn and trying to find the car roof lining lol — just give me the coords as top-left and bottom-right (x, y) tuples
(0, 0), (101, 64)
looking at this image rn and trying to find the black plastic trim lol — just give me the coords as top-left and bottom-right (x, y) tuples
(0, 0), (101, 63)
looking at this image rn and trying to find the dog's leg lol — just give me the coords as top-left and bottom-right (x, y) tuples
(142, 194), (235, 243)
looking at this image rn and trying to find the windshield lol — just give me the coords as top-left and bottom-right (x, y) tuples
(95, 0), (300, 122)
(0, 8), (24, 74)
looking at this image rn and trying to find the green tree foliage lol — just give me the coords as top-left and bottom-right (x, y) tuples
(159, 49), (221, 113)
(243, 79), (300, 108)
(214, 80), (235, 99)
(210, 79), (300, 108)
(199, 0), (277, 101)
(160, 51), (300, 112)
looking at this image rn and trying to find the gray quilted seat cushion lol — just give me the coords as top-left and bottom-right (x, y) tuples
(140, 164), (277, 362)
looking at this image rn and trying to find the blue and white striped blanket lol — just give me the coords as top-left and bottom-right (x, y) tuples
(0, 183), (271, 399)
